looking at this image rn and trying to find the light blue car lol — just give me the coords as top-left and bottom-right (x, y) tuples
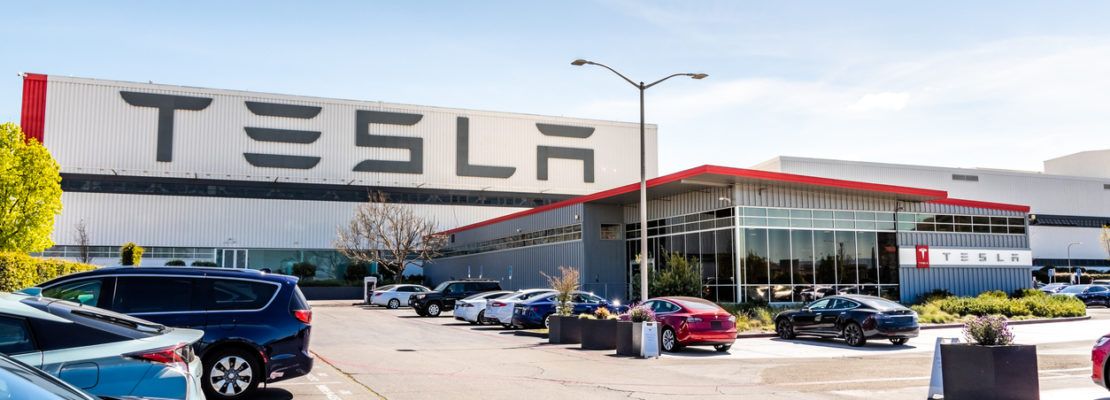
(0, 292), (205, 399)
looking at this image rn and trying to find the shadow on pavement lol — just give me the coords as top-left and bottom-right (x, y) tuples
(246, 387), (294, 400)
(766, 337), (920, 351)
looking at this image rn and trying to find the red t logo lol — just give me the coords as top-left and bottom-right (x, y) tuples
(915, 245), (930, 268)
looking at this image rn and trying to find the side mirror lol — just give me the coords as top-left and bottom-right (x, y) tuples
(801, 307), (811, 312)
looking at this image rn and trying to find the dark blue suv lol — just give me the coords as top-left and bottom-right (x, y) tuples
(33, 267), (313, 400)
(511, 291), (627, 329)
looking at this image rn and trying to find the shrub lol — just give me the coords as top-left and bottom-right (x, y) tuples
(594, 307), (614, 320)
(345, 262), (369, 282)
(291, 262), (317, 279)
(978, 290), (1008, 299)
(913, 291), (1085, 322)
(1011, 288), (1045, 299)
(577, 313), (596, 320)
(0, 252), (97, 291)
(119, 242), (144, 266)
(916, 289), (954, 304)
(164, 259), (186, 266)
(191, 260), (217, 267)
(541, 266), (580, 317)
(627, 305), (655, 323)
(963, 315), (1014, 346)
(650, 252), (701, 297)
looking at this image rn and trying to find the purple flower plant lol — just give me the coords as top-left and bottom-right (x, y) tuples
(963, 315), (1015, 346)
(628, 305), (656, 323)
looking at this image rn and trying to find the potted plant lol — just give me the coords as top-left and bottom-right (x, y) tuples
(543, 266), (581, 344)
(580, 307), (619, 350)
(940, 315), (1038, 400)
(617, 305), (655, 356)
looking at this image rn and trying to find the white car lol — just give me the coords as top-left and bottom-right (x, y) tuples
(485, 289), (556, 328)
(370, 284), (431, 309)
(454, 290), (513, 324)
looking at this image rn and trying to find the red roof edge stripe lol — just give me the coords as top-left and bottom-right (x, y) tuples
(929, 198), (1030, 213)
(441, 165), (952, 235)
(20, 73), (48, 143)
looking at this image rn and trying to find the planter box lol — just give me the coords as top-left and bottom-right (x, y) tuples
(580, 319), (618, 350)
(616, 321), (643, 356)
(549, 316), (581, 344)
(299, 286), (362, 301)
(940, 343), (1039, 400)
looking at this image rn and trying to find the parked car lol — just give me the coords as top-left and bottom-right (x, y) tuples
(1092, 333), (1110, 389)
(411, 280), (502, 317)
(774, 295), (919, 347)
(0, 352), (104, 400)
(0, 292), (204, 399)
(369, 284), (431, 309)
(454, 290), (513, 324)
(30, 266), (314, 400)
(1057, 284), (1110, 307)
(1040, 283), (1070, 294)
(1094, 280), (1110, 286)
(485, 289), (556, 328)
(636, 297), (737, 352)
(511, 291), (627, 329)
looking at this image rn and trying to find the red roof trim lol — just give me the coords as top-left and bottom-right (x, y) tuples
(20, 73), (48, 143)
(441, 165), (953, 235)
(929, 198), (1030, 213)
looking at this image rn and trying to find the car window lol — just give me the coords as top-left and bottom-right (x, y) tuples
(807, 299), (831, 310)
(42, 278), (104, 307)
(414, 286), (428, 292)
(395, 286), (413, 293)
(444, 283), (465, 295)
(1061, 285), (1088, 294)
(0, 317), (35, 354)
(377, 285), (397, 292)
(653, 301), (679, 313)
(208, 279), (279, 311)
(675, 299), (720, 312)
(833, 299), (859, 309)
(1090, 286), (1108, 293)
(479, 282), (499, 291)
(112, 276), (200, 313)
(433, 282), (451, 291)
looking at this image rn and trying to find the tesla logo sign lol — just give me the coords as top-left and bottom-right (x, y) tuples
(915, 245), (930, 269)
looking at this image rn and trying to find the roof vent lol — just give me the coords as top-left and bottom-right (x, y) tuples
(952, 174), (979, 182)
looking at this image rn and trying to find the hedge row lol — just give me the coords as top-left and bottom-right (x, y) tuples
(911, 289), (1086, 323)
(0, 252), (97, 292)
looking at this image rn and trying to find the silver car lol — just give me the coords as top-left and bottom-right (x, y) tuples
(1, 293), (204, 399)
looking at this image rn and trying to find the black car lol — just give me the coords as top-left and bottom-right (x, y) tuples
(1058, 284), (1110, 307)
(411, 280), (501, 317)
(774, 295), (919, 347)
(33, 267), (313, 400)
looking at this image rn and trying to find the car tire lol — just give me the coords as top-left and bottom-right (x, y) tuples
(889, 338), (909, 346)
(426, 303), (442, 317)
(776, 319), (796, 340)
(714, 344), (731, 352)
(543, 313), (554, 329)
(501, 323), (512, 329)
(202, 347), (261, 400)
(661, 327), (682, 352)
(415, 308), (428, 317)
(387, 299), (400, 309)
(843, 322), (867, 347)
(476, 310), (486, 325)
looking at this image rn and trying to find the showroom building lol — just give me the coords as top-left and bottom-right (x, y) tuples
(430, 165), (1033, 304)
(19, 73), (657, 276)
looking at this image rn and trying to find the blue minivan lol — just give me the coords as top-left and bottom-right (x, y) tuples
(32, 267), (313, 399)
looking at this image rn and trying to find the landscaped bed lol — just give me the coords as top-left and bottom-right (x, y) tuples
(911, 289), (1086, 324)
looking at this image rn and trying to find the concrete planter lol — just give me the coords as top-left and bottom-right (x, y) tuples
(299, 286), (362, 301)
(616, 321), (643, 356)
(580, 319), (618, 350)
(548, 316), (581, 344)
(940, 343), (1039, 400)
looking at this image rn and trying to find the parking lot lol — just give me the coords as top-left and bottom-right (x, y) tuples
(269, 302), (1110, 400)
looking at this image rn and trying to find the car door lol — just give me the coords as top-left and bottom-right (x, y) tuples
(1085, 286), (1108, 304)
(443, 283), (467, 308)
(821, 298), (859, 333)
(393, 286), (413, 304)
(791, 299), (830, 332)
(811, 298), (846, 333)
(110, 276), (205, 330)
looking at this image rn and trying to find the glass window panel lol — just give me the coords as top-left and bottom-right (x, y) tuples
(991, 225), (1008, 234)
(700, 221), (715, 231)
(916, 214), (936, 223)
(791, 209), (813, 218)
(990, 217), (1008, 225)
(813, 219), (834, 228)
(876, 221), (896, 230)
(877, 232), (898, 285)
(897, 213), (916, 222)
(1009, 226), (1026, 234)
(856, 232), (877, 285)
(746, 217), (767, 226)
(716, 286), (736, 303)
(791, 230), (815, 287)
(767, 209), (790, 218)
(768, 218), (790, 228)
(856, 212), (877, 221)
(714, 208), (733, 218)
(744, 207), (767, 217)
(856, 221), (876, 230)
(790, 219), (813, 228)
(716, 231), (735, 286)
(973, 216), (990, 225)
(743, 285), (770, 303)
(835, 231), (857, 286)
(1008, 218), (1025, 226)
(716, 218), (733, 228)
(814, 230), (836, 285)
(813, 210), (833, 219)
(935, 215), (954, 223)
(954, 215), (972, 224)
(772, 285), (792, 302)
(880, 286), (901, 301)
(973, 225), (990, 233)
(936, 224), (954, 232)
(834, 220), (855, 229)
(743, 229), (769, 286)
(835, 211), (855, 220)
(875, 213), (895, 222)
(917, 223), (936, 232)
(955, 224), (973, 233)
(898, 222), (916, 231)
(768, 229), (791, 285)
(699, 232), (716, 284)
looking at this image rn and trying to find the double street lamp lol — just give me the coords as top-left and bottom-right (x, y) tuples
(571, 59), (707, 302)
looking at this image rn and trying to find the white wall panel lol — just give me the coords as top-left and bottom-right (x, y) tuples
(52, 192), (524, 249)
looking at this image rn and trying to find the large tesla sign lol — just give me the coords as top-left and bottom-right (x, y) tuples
(899, 247), (1032, 267)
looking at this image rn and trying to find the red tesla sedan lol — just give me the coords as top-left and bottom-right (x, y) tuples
(641, 297), (737, 352)
(1092, 333), (1110, 388)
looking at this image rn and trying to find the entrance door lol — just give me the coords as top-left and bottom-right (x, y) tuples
(221, 249), (248, 269)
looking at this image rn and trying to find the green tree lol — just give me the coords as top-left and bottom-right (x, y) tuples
(0, 123), (62, 252)
(120, 242), (144, 266)
(650, 251), (703, 297)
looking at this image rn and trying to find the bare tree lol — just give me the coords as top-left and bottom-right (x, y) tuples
(335, 192), (447, 280)
(74, 219), (91, 264)
(1101, 224), (1110, 260)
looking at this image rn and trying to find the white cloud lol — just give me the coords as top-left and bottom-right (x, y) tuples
(850, 92), (910, 112)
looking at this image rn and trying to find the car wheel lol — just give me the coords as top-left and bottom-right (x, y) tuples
(387, 299), (400, 309)
(476, 310), (486, 325)
(426, 303), (442, 317)
(714, 344), (731, 352)
(776, 319), (796, 340)
(661, 327), (681, 352)
(202, 348), (261, 400)
(543, 313), (553, 329)
(415, 308), (428, 317)
(843, 322), (867, 347)
(501, 323), (512, 329)
(889, 338), (909, 346)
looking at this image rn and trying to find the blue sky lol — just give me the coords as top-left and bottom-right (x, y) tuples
(3, 1), (1110, 173)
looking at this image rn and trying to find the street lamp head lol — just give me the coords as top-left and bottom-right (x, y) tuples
(571, 59), (590, 66)
(690, 73), (709, 80)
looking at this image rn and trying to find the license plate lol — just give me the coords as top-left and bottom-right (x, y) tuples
(711, 321), (722, 330)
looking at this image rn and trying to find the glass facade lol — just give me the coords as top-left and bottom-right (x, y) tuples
(627, 206), (902, 304)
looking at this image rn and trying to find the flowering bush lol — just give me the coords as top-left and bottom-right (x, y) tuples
(627, 305), (655, 323)
(593, 307), (615, 320)
(963, 315), (1014, 346)
(577, 313), (596, 320)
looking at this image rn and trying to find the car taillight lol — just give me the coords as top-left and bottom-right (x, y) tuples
(491, 301), (507, 307)
(373, 292), (384, 297)
(294, 309), (312, 324)
(126, 343), (191, 367)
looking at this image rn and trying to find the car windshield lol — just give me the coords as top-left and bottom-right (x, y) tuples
(433, 282), (452, 291)
(674, 299), (721, 312)
(1060, 285), (1089, 294)
(854, 297), (907, 311)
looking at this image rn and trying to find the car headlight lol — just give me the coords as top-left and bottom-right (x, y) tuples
(1096, 337), (1110, 347)
(415, 294), (426, 299)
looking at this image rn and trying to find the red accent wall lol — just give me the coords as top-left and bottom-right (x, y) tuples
(20, 73), (48, 143)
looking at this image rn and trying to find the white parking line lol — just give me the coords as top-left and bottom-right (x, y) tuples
(316, 384), (343, 400)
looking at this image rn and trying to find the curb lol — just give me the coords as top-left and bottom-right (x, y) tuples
(734, 315), (1092, 339)
(515, 330), (549, 339)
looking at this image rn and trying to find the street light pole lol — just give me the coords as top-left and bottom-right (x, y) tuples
(1068, 242), (1082, 282)
(571, 59), (707, 302)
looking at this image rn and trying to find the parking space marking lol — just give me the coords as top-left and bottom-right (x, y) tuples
(316, 384), (343, 400)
